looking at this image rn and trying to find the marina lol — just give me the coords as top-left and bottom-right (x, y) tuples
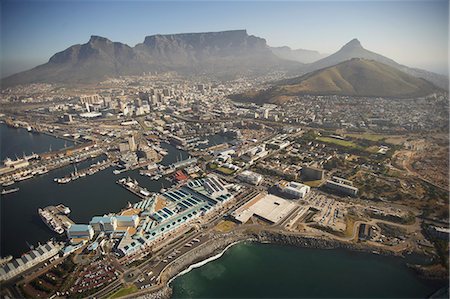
(53, 158), (116, 184)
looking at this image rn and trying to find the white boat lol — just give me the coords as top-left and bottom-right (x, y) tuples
(16, 174), (33, 181)
(1, 188), (19, 195)
(2, 181), (14, 187)
(54, 177), (71, 184)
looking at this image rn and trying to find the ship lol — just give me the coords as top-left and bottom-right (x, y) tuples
(2, 181), (15, 187)
(38, 208), (64, 234)
(54, 177), (71, 184)
(1, 188), (19, 195)
(15, 174), (34, 181)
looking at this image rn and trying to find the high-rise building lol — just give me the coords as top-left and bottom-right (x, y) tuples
(128, 135), (137, 152)
(80, 94), (101, 105)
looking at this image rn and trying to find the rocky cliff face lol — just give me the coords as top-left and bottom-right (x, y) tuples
(2, 30), (294, 86)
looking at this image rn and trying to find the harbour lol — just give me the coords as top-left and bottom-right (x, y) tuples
(0, 123), (187, 258)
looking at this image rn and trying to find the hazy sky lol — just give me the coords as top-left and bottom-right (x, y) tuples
(1, 0), (448, 77)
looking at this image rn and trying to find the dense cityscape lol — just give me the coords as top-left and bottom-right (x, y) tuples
(0, 70), (448, 297)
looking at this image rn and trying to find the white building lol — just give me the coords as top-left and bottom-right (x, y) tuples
(325, 179), (358, 196)
(238, 170), (263, 185)
(277, 181), (310, 199)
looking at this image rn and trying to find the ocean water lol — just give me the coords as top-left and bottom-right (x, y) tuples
(171, 242), (446, 298)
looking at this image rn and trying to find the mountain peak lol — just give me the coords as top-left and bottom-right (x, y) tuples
(341, 38), (363, 50)
(89, 35), (111, 44)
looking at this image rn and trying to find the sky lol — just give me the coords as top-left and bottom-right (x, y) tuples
(1, 0), (448, 77)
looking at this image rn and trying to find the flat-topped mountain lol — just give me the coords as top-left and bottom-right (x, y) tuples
(231, 58), (440, 104)
(270, 46), (327, 63)
(2, 30), (296, 86)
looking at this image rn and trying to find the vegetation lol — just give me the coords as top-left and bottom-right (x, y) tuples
(345, 133), (387, 142)
(316, 136), (361, 149)
(216, 167), (235, 175)
(238, 59), (438, 104)
(377, 223), (407, 238)
(109, 285), (139, 299)
(214, 220), (237, 233)
(302, 180), (323, 187)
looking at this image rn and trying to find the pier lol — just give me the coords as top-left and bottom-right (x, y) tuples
(116, 177), (153, 199)
(54, 159), (116, 184)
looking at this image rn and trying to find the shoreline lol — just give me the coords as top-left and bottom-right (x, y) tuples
(131, 230), (447, 299)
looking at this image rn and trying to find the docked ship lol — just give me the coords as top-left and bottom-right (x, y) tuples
(2, 181), (15, 187)
(38, 208), (64, 234)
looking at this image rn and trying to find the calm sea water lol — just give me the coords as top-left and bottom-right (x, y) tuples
(0, 123), (188, 257)
(171, 242), (447, 298)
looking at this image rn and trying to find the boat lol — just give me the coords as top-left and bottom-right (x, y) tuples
(1, 188), (19, 195)
(2, 181), (14, 187)
(37, 168), (49, 175)
(54, 177), (71, 184)
(15, 174), (33, 181)
(38, 208), (64, 235)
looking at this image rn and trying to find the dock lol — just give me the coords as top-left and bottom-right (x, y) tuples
(39, 204), (74, 234)
(116, 177), (153, 199)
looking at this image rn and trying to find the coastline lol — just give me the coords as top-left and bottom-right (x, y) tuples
(129, 229), (447, 299)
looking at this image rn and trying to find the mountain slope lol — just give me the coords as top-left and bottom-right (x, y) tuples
(231, 58), (440, 104)
(270, 46), (327, 63)
(2, 30), (299, 86)
(306, 39), (448, 89)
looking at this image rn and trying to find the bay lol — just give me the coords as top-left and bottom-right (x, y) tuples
(171, 242), (446, 298)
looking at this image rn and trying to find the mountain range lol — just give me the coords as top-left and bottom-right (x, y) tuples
(2, 30), (297, 86)
(230, 58), (440, 104)
(1, 30), (448, 92)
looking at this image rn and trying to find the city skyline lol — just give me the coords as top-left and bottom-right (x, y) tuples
(1, 0), (448, 77)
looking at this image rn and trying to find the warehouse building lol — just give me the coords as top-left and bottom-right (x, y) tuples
(232, 194), (296, 224)
(0, 241), (62, 281)
(67, 224), (94, 240)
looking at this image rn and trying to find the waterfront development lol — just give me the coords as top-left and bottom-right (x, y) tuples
(0, 113), (448, 298)
(0, 124), (185, 258)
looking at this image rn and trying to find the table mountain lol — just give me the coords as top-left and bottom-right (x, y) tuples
(2, 30), (297, 86)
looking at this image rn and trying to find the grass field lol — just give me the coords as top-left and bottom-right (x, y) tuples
(109, 285), (138, 299)
(345, 133), (387, 141)
(316, 137), (360, 148)
(216, 167), (235, 175)
(302, 180), (323, 187)
(214, 220), (237, 233)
